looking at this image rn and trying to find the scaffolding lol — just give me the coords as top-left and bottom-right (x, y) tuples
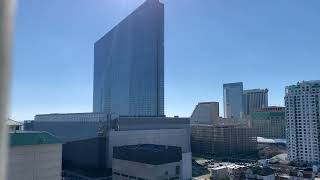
(191, 124), (257, 157)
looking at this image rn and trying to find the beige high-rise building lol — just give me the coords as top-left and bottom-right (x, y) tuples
(191, 102), (219, 125)
(243, 89), (268, 116)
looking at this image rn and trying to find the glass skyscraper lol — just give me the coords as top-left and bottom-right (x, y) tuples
(223, 82), (243, 119)
(93, 0), (164, 116)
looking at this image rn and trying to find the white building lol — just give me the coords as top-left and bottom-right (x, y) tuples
(112, 144), (182, 180)
(8, 131), (62, 180)
(190, 102), (219, 125)
(7, 119), (22, 132)
(285, 80), (320, 164)
(109, 129), (192, 179)
(30, 114), (192, 179)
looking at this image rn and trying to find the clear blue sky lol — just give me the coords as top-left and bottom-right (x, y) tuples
(11, 0), (320, 121)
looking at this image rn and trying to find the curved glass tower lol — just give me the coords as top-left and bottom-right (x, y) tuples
(93, 0), (164, 116)
(223, 82), (243, 119)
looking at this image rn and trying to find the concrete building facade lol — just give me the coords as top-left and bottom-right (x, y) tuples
(191, 125), (214, 155)
(250, 111), (286, 139)
(112, 144), (182, 180)
(8, 132), (62, 180)
(108, 129), (192, 179)
(191, 124), (257, 157)
(27, 113), (190, 144)
(285, 80), (320, 164)
(245, 166), (275, 180)
(93, 0), (164, 116)
(190, 102), (219, 125)
(25, 113), (113, 142)
(27, 114), (192, 179)
(212, 125), (257, 157)
(243, 89), (268, 116)
(223, 82), (243, 119)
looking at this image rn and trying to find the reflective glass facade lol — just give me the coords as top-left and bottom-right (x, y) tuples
(93, 0), (164, 116)
(223, 82), (243, 119)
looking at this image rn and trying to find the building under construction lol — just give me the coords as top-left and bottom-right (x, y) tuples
(191, 124), (257, 157)
(250, 108), (286, 139)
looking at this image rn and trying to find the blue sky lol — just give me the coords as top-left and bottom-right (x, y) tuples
(11, 0), (320, 120)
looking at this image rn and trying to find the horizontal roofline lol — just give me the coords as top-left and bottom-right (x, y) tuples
(243, 89), (268, 93)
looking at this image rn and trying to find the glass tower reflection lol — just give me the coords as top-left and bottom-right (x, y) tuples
(93, 0), (164, 116)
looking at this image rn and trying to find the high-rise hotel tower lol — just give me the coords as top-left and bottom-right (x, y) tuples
(286, 81), (320, 164)
(93, 0), (164, 116)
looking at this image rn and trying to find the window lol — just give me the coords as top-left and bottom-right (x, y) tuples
(122, 174), (129, 177)
(175, 166), (180, 175)
(113, 172), (120, 176)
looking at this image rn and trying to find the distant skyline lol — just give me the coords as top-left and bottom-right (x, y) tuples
(12, 0), (320, 120)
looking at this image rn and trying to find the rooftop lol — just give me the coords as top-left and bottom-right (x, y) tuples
(7, 119), (22, 126)
(244, 89), (268, 93)
(223, 82), (243, 87)
(251, 111), (285, 119)
(198, 102), (219, 105)
(257, 137), (286, 144)
(10, 131), (62, 147)
(250, 166), (275, 176)
(287, 80), (320, 90)
(289, 170), (313, 179)
(113, 144), (182, 165)
(210, 163), (247, 170)
(258, 106), (285, 112)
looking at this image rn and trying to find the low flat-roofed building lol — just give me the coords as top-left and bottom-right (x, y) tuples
(26, 113), (190, 142)
(210, 164), (248, 180)
(114, 116), (190, 135)
(8, 131), (62, 180)
(62, 137), (112, 180)
(191, 124), (257, 157)
(27, 113), (192, 179)
(245, 166), (275, 180)
(24, 112), (113, 142)
(108, 128), (192, 179)
(25, 120), (109, 142)
(34, 112), (111, 122)
(288, 170), (315, 180)
(7, 119), (22, 132)
(112, 144), (182, 180)
(211, 166), (228, 180)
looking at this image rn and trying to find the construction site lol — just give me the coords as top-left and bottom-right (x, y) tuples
(191, 124), (257, 158)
